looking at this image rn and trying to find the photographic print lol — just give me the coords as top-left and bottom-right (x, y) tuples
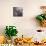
(13, 7), (23, 17)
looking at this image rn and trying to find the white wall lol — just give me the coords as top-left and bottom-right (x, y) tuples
(0, 0), (46, 38)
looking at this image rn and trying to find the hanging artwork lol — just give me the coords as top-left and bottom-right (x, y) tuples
(13, 7), (23, 17)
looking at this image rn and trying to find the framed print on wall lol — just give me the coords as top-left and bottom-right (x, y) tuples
(13, 7), (23, 17)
